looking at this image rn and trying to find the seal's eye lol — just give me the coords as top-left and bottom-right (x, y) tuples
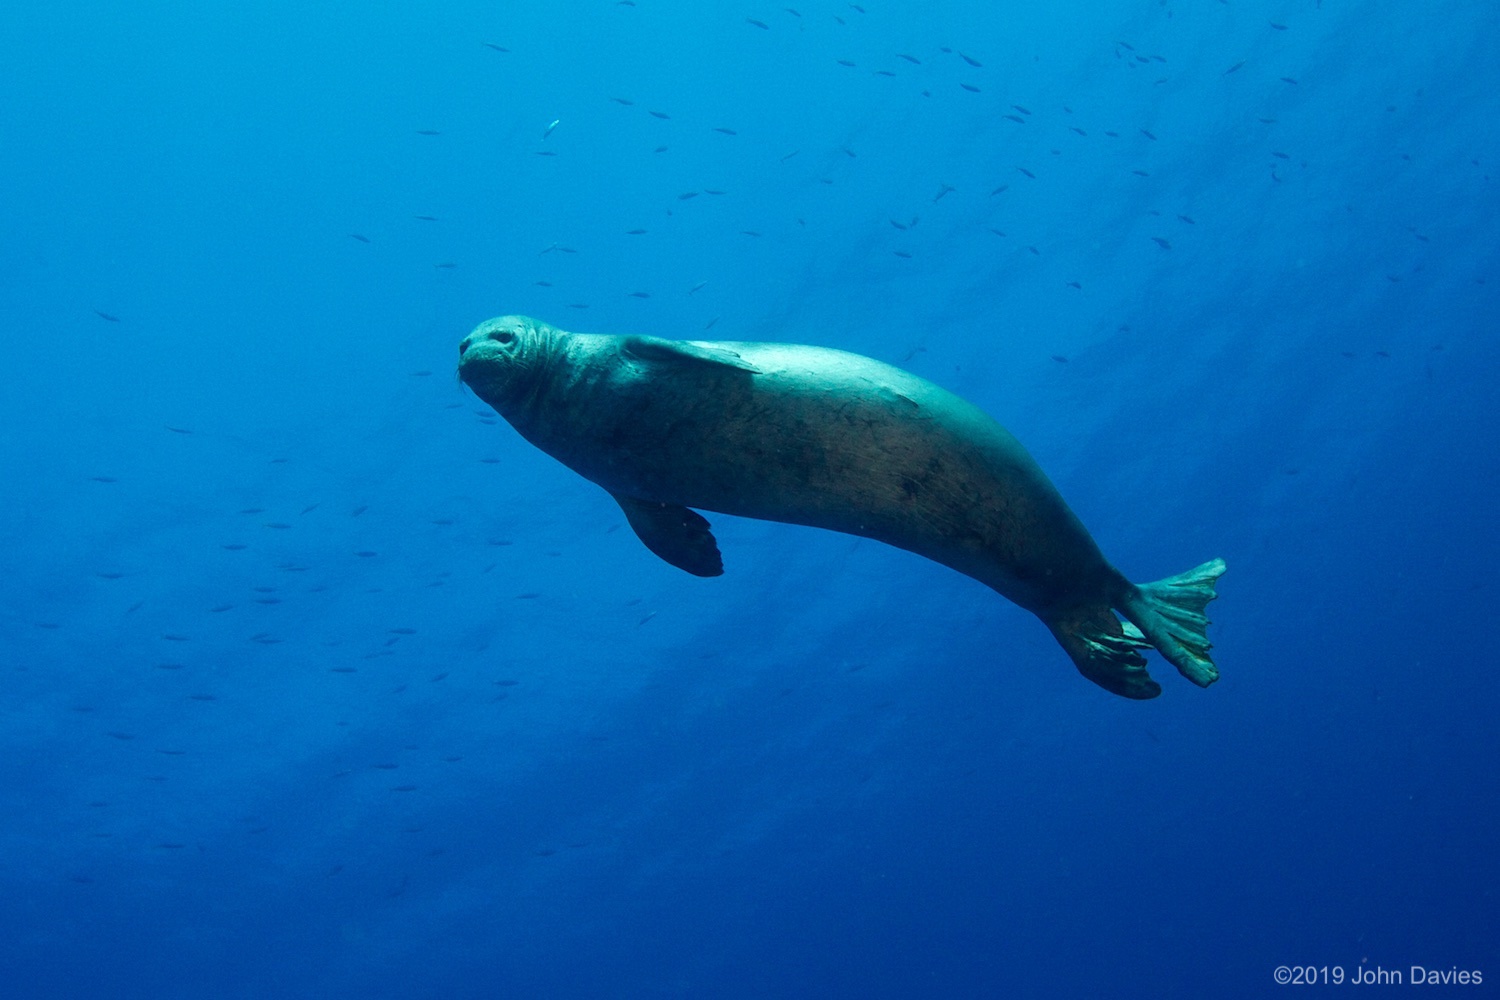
(493, 330), (516, 345)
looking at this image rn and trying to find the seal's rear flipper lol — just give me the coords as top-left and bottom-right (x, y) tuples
(1119, 558), (1227, 688)
(1047, 610), (1161, 699)
(614, 495), (724, 577)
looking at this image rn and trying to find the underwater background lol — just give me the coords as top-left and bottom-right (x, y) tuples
(2, 1), (1496, 997)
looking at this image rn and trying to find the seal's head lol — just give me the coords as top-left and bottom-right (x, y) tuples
(458, 315), (557, 413)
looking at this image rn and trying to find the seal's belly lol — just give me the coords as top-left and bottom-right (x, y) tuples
(548, 347), (1112, 611)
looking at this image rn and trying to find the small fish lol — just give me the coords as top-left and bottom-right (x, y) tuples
(1224, 61), (1245, 75)
(933, 183), (956, 202)
(1178, 215), (1196, 225)
(959, 52), (982, 67)
(746, 18), (768, 29)
(1069, 127), (1087, 136)
(350, 234), (371, 243)
(1003, 115), (1024, 124)
(1051, 355), (1069, 363)
(543, 119), (560, 139)
(1151, 236), (1172, 250)
(93, 309), (121, 322)
(413, 215), (438, 221)
(1269, 21), (1288, 30)
(1017, 167), (1035, 179)
(874, 70), (895, 77)
(610, 97), (634, 106)
(712, 127), (737, 135)
(892, 251), (912, 259)
(678, 191), (698, 200)
(482, 43), (509, 52)
(1140, 128), (1157, 140)
(1066, 281), (1081, 289)
(1012, 105), (1032, 115)
(1280, 77), (1299, 85)
(897, 53), (920, 64)
(415, 129), (440, 136)
(990, 184), (1009, 195)
(625, 228), (647, 235)
(688, 280), (708, 294)
(649, 110), (671, 119)
(628, 291), (651, 298)
(837, 59), (855, 68)
(960, 83), (981, 93)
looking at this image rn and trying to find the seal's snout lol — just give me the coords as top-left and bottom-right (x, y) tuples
(458, 326), (519, 360)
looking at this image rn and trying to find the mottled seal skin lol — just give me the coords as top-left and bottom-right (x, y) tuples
(458, 315), (1225, 699)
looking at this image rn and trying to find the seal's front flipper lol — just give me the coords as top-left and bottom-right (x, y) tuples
(1119, 558), (1226, 688)
(621, 336), (762, 374)
(1047, 609), (1161, 699)
(614, 495), (724, 577)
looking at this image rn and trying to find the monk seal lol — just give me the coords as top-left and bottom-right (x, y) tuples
(457, 315), (1225, 699)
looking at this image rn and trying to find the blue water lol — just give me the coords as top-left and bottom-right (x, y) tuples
(3, 2), (1496, 997)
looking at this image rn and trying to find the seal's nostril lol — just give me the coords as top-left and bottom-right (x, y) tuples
(458, 338), (469, 357)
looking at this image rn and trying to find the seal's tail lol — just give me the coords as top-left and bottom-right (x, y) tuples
(1119, 558), (1227, 688)
(1046, 558), (1226, 699)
